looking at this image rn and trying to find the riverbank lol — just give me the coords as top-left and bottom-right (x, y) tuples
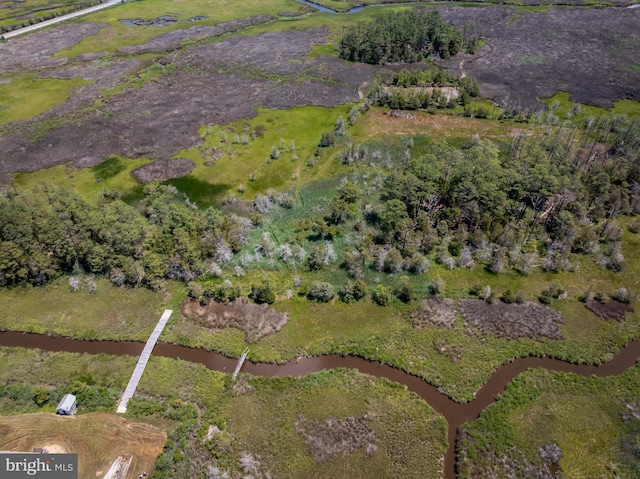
(0, 346), (449, 479)
(2, 276), (639, 403)
(2, 333), (640, 478)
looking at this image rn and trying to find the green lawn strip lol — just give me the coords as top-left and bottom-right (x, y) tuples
(0, 0), (92, 31)
(0, 347), (447, 478)
(167, 106), (349, 206)
(0, 278), (166, 340)
(304, 0), (355, 11)
(350, 107), (528, 142)
(0, 74), (90, 126)
(459, 365), (640, 477)
(543, 91), (640, 124)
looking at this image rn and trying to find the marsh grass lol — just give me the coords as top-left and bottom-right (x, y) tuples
(0, 278), (165, 340)
(544, 91), (640, 125)
(459, 365), (640, 478)
(0, 347), (447, 478)
(0, 74), (89, 126)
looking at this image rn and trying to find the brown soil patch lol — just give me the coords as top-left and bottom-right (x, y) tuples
(458, 299), (563, 339)
(42, 443), (67, 453)
(295, 415), (377, 463)
(0, 23), (106, 73)
(359, 108), (535, 140)
(439, 7), (640, 109)
(0, 412), (166, 478)
(585, 299), (634, 321)
(0, 27), (383, 176)
(410, 297), (457, 329)
(181, 298), (288, 342)
(130, 157), (195, 183)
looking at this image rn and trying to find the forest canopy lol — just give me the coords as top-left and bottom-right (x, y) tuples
(339, 10), (464, 64)
(2, 114), (639, 294)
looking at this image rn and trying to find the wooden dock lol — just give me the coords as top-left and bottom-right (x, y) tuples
(232, 348), (249, 380)
(117, 309), (172, 414)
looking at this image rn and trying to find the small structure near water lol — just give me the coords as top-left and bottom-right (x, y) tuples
(56, 394), (76, 415)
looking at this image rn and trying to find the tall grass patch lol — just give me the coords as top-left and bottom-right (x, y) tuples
(459, 365), (640, 478)
(0, 74), (89, 126)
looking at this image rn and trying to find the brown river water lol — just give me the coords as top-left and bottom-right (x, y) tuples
(1, 331), (639, 479)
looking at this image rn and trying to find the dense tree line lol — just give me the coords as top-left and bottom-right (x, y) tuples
(311, 116), (640, 278)
(0, 183), (252, 289)
(2, 115), (639, 302)
(339, 10), (464, 64)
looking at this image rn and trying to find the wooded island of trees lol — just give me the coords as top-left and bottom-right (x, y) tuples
(339, 10), (467, 64)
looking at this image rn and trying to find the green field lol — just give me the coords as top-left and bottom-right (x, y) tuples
(0, 347), (448, 478)
(0, 0), (93, 32)
(458, 364), (640, 478)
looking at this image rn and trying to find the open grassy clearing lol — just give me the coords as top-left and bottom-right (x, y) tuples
(458, 364), (640, 478)
(0, 278), (168, 340)
(350, 107), (536, 141)
(0, 73), (89, 125)
(10, 105), (347, 206)
(0, 347), (448, 478)
(544, 91), (640, 125)
(0, 412), (166, 478)
(170, 106), (349, 206)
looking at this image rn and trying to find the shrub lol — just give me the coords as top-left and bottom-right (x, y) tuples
(249, 282), (276, 305)
(540, 283), (566, 305)
(307, 281), (335, 302)
(469, 283), (482, 297)
(319, 131), (335, 147)
(514, 290), (526, 304)
(594, 291), (608, 303)
(372, 284), (391, 306)
(500, 289), (515, 304)
(578, 288), (591, 302)
(613, 287), (632, 303)
(394, 282), (415, 303)
(31, 386), (50, 406)
(628, 218), (640, 234)
(538, 291), (552, 304)
(339, 279), (368, 303)
(428, 278), (444, 297)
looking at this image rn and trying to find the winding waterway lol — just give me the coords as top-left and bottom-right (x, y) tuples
(1, 331), (639, 478)
(295, 0), (366, 13)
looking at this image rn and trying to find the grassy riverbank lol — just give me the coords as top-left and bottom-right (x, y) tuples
(0, 346), (448, 478)
(2, 252), (639, 403)
(458, 364), (640, 477)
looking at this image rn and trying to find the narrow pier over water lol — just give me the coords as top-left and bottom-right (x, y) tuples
(117, 309), (173, 413)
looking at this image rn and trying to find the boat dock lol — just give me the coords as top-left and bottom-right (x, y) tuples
(232, 348), (249, 380)
(117, 309), (172, 413)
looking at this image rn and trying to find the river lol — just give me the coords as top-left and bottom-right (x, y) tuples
(1, 331), (639, 478)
